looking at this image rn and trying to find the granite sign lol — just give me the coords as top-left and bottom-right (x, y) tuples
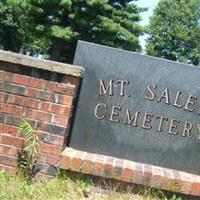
(70, 41), (200, 175)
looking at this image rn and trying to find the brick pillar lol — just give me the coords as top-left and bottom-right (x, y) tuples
(0, 50), (84, 177)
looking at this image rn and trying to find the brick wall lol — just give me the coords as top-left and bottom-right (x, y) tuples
(0, 50), (84, 177)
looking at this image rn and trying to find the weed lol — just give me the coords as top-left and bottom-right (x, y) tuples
(18, 119), (40, 180)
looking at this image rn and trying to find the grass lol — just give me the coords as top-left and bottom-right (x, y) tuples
(0, 171), (89, 200)
(0, 170), (183, 200)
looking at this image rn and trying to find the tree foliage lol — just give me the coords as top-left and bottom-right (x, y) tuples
(0, 0), (145, 63)
(146, 0), (200, 66)
(0, 0), (24, 52)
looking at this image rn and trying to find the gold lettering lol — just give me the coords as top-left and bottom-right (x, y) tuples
(99, 79), (113, 96)
(196, 124), (200, 141)
(123, 110), (140, 126)
(142, 113), (153, 130)
(109, 106), (121, 123)
(197, 107), (200, 115)
(168, 119), (179, 135)
(116, 80), (129, 96)
(182, 121), (193, 137)
(173, 91), (183, 108)
(157, 88), (170, 104)
(94, 103), (107, 119)
(184, 95), (197, 112)
(145, 84), (156, 101)
(156, 116), (168, 132)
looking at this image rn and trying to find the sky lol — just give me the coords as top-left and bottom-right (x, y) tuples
(135, 0), (160, 51)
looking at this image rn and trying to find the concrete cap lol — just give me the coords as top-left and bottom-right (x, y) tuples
(0, 50), (85, 77)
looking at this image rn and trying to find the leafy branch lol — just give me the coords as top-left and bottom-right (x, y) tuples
(18, 119), (40, 180)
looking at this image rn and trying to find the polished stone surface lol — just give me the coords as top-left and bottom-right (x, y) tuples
(70, 40), (200, 175)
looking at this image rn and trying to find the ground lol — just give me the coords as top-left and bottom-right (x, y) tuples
(0, 170), (185, 200)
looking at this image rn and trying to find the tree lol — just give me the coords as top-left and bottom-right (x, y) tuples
(0, 0), (24, 52)
(146, 0), (200, 66)
(1, 0), (145, 63)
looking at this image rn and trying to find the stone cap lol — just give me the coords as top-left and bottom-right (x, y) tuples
(0, 50), (85, 77)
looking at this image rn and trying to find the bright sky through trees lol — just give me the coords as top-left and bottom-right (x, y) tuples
(135, 0), (159, 51)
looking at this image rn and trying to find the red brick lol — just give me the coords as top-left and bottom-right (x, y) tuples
(0, 91), (7, 102)
(2, 114), (36, 130)
(0, 154), (18, 167)
(180, 181), (192, 195)
(51, 104), (67, 115)
(2, 114), (20, 127)
(37, 131), (64, 146)
(41, 143), (61, 155)
(27, 88), (55, 102)
(191, 175), (200, 195)
(1, 134), (24, 148)
(122, 168), (133, 182)
(81, 160), (93, 174)
(58, 95), (73, 106)
(7, 94), (39, 109)
(37, 153), (47, 163)
(46, 155), (60, 166)
(0, 103), (22, 116)
(171, 170), (182, 191)
(0, 164), (16, 175)
(162, 169), (181, 191)
(0, 94), (4, 102)
(0, 70), (12, 82)
(40, 102), (50, 112)
(47, 82), (76, 96)
(36, 122), (50, 132)
(60, 155), (71, 169)
(63, 107), (72, 116)
(191, 182), (200, 196)
(71, 157), (82, 172)
(35, 131), (46, 139)
(81, 153), (94, 174)
(63, 76), (80, 86)
(143, 164), (153, 185)
(40, 102), (72, 116)
(53, 115), (69, 126)
(122, 161), (135, 182)
(92, 155), (104, 176)
(93, 162), (104, 176)
(102, 157), (114, 178)
(36, 122), (67, 136)
(179, 172), (192, 194)
(151, 166), (163, 188)
(162, 169), (181, 192)
(0, 144), (21, 158)
(112, 159), (123, 179)
(0, 123), (18, 136)
(50, 136), (64, 146)
(12, 74), (45, 89)
(26, 109), (52, 123)
(0, 82), (26, 96)
(131, 163), (144, 185)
